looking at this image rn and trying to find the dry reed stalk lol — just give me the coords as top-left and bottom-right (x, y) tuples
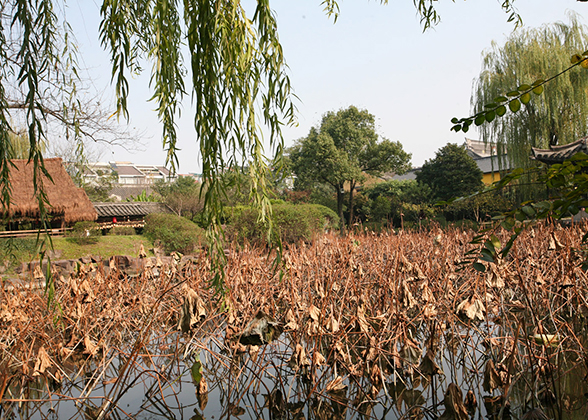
(1, 224), (588, 418)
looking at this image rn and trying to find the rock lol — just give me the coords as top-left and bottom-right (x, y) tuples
(47, 250), (63, 259)
(112, 255), (131, 269)
(53, 260), (73, 274)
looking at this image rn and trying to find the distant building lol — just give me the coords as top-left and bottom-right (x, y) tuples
(83, 161), (177, 186)
(391, 138), (512, 185)
(463, 139), (511, 185)
(79, 161), (178, 202)
(178, 173), (204, 183)
(531, 136), (588, 165)
(463, 137), (500, 159)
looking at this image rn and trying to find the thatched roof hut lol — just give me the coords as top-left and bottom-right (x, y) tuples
(2, 158), (97, 225)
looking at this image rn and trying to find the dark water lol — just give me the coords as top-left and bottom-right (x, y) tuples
(3, 323), (588, 420)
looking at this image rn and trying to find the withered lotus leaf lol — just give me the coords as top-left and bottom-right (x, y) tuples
(483, 359), (503, 392)
(284, 308), (299, 331)
(325, 375), (348, 393)
(464, 389), (477, 414)
(439, 383), (469, 420)
(356, 305), (370, 334)
(456, 295), (485, 321)
(308, 305), (320, 322)
(33, 346), (52, 376)
(312, 350), (326, 366)
(177, 288), (206, 333)
(238, 311), (282, 345)
(288, 344), (310, 369)
(419, 350), (441, 377)
(326, 315), (340, 333)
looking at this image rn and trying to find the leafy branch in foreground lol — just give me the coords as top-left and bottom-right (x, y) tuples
(460, 153), (588, 272)
(451, 53), (588, 133)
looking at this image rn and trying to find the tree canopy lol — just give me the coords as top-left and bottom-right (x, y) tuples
(154, 176), (203, 220)
(0, 0), (527, 296)
(0, 0), (523, 218)
(416, 143), (483, 201)
(288, 106), (411, 229)
(472, 13), (588, 170)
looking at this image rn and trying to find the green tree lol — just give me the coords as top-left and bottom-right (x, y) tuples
(289, 106), (411, 229)
(0, 0), (523, 298)
(83, 170), (118, 202)
(154, 177), (203, 220)
(7, 131), (46, 159)
(417, 143), (484, 201)
(472, 13), (588, 170)
(361, 179), (434, 225)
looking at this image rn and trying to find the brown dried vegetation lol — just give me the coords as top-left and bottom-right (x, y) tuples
(1, 223), (588, 418)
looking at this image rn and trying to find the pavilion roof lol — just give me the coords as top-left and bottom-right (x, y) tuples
(531, 137), (588, 164)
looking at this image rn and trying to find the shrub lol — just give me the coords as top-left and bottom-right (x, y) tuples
(109, 226), (136, 236)
(443, 192), (512, 222)
(0, 237), (38, 270)
(226, 203), (339, 246)
(66, 221), (101, 245)
(400, 203), (437, 223)
(143, 213), (206, 254)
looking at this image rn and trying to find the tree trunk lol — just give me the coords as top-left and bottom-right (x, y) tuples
(336, 183), (345, 235)
(348, 180), (356, 228)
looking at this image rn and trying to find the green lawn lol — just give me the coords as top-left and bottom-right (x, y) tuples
(51, 235), (155, 260)
(0, 235), (155, 274)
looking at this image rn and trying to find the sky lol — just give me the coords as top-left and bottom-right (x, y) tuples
(66, 0), (588, 174)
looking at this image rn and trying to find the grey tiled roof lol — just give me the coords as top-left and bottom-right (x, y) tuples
(531, 137), (588, 164)
(157, 166), (170, 176)
(115, 165), (143, 176)
(474, 155), (512, 173)
(393, 169), (418, 181)
(93, 202), (172, 218)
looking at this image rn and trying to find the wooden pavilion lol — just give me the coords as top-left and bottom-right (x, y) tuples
(531, 136), (588, 165)
(1, 158), (97, 232)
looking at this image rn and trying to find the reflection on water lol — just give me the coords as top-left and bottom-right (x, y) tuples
(3, 318), (587, 420)
(3, 227), (588, 419)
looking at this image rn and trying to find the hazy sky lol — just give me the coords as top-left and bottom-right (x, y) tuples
(68, 0), (588, 173)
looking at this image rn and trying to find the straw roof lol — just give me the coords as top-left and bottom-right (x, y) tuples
(3, 158), (97, 223)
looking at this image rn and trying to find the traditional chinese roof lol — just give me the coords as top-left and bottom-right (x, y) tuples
(463, 138), (500, 159)
(474, 155), (512, 173)
(531, 137), (588, 164)
(93, 202), (172, 218)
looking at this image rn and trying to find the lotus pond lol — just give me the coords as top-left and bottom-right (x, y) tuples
(2, 224), (588, 419)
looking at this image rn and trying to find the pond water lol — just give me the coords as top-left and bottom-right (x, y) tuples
(4, 321), (588, 420)
(4, 227), (588, 420)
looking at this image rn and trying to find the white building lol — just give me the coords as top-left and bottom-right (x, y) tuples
(83, 161), (177, 186)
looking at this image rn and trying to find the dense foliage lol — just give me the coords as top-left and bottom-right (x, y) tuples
(288, 106), (411, 229)
(472, 14), (588, 171)
(417, 143), (484, 201)
(153, 177), (203, 220)
(144, 213), (206, 254)
(66, 221), (101, 245)
(443, 192), (513, 222)
(225, 203), (339, 246)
